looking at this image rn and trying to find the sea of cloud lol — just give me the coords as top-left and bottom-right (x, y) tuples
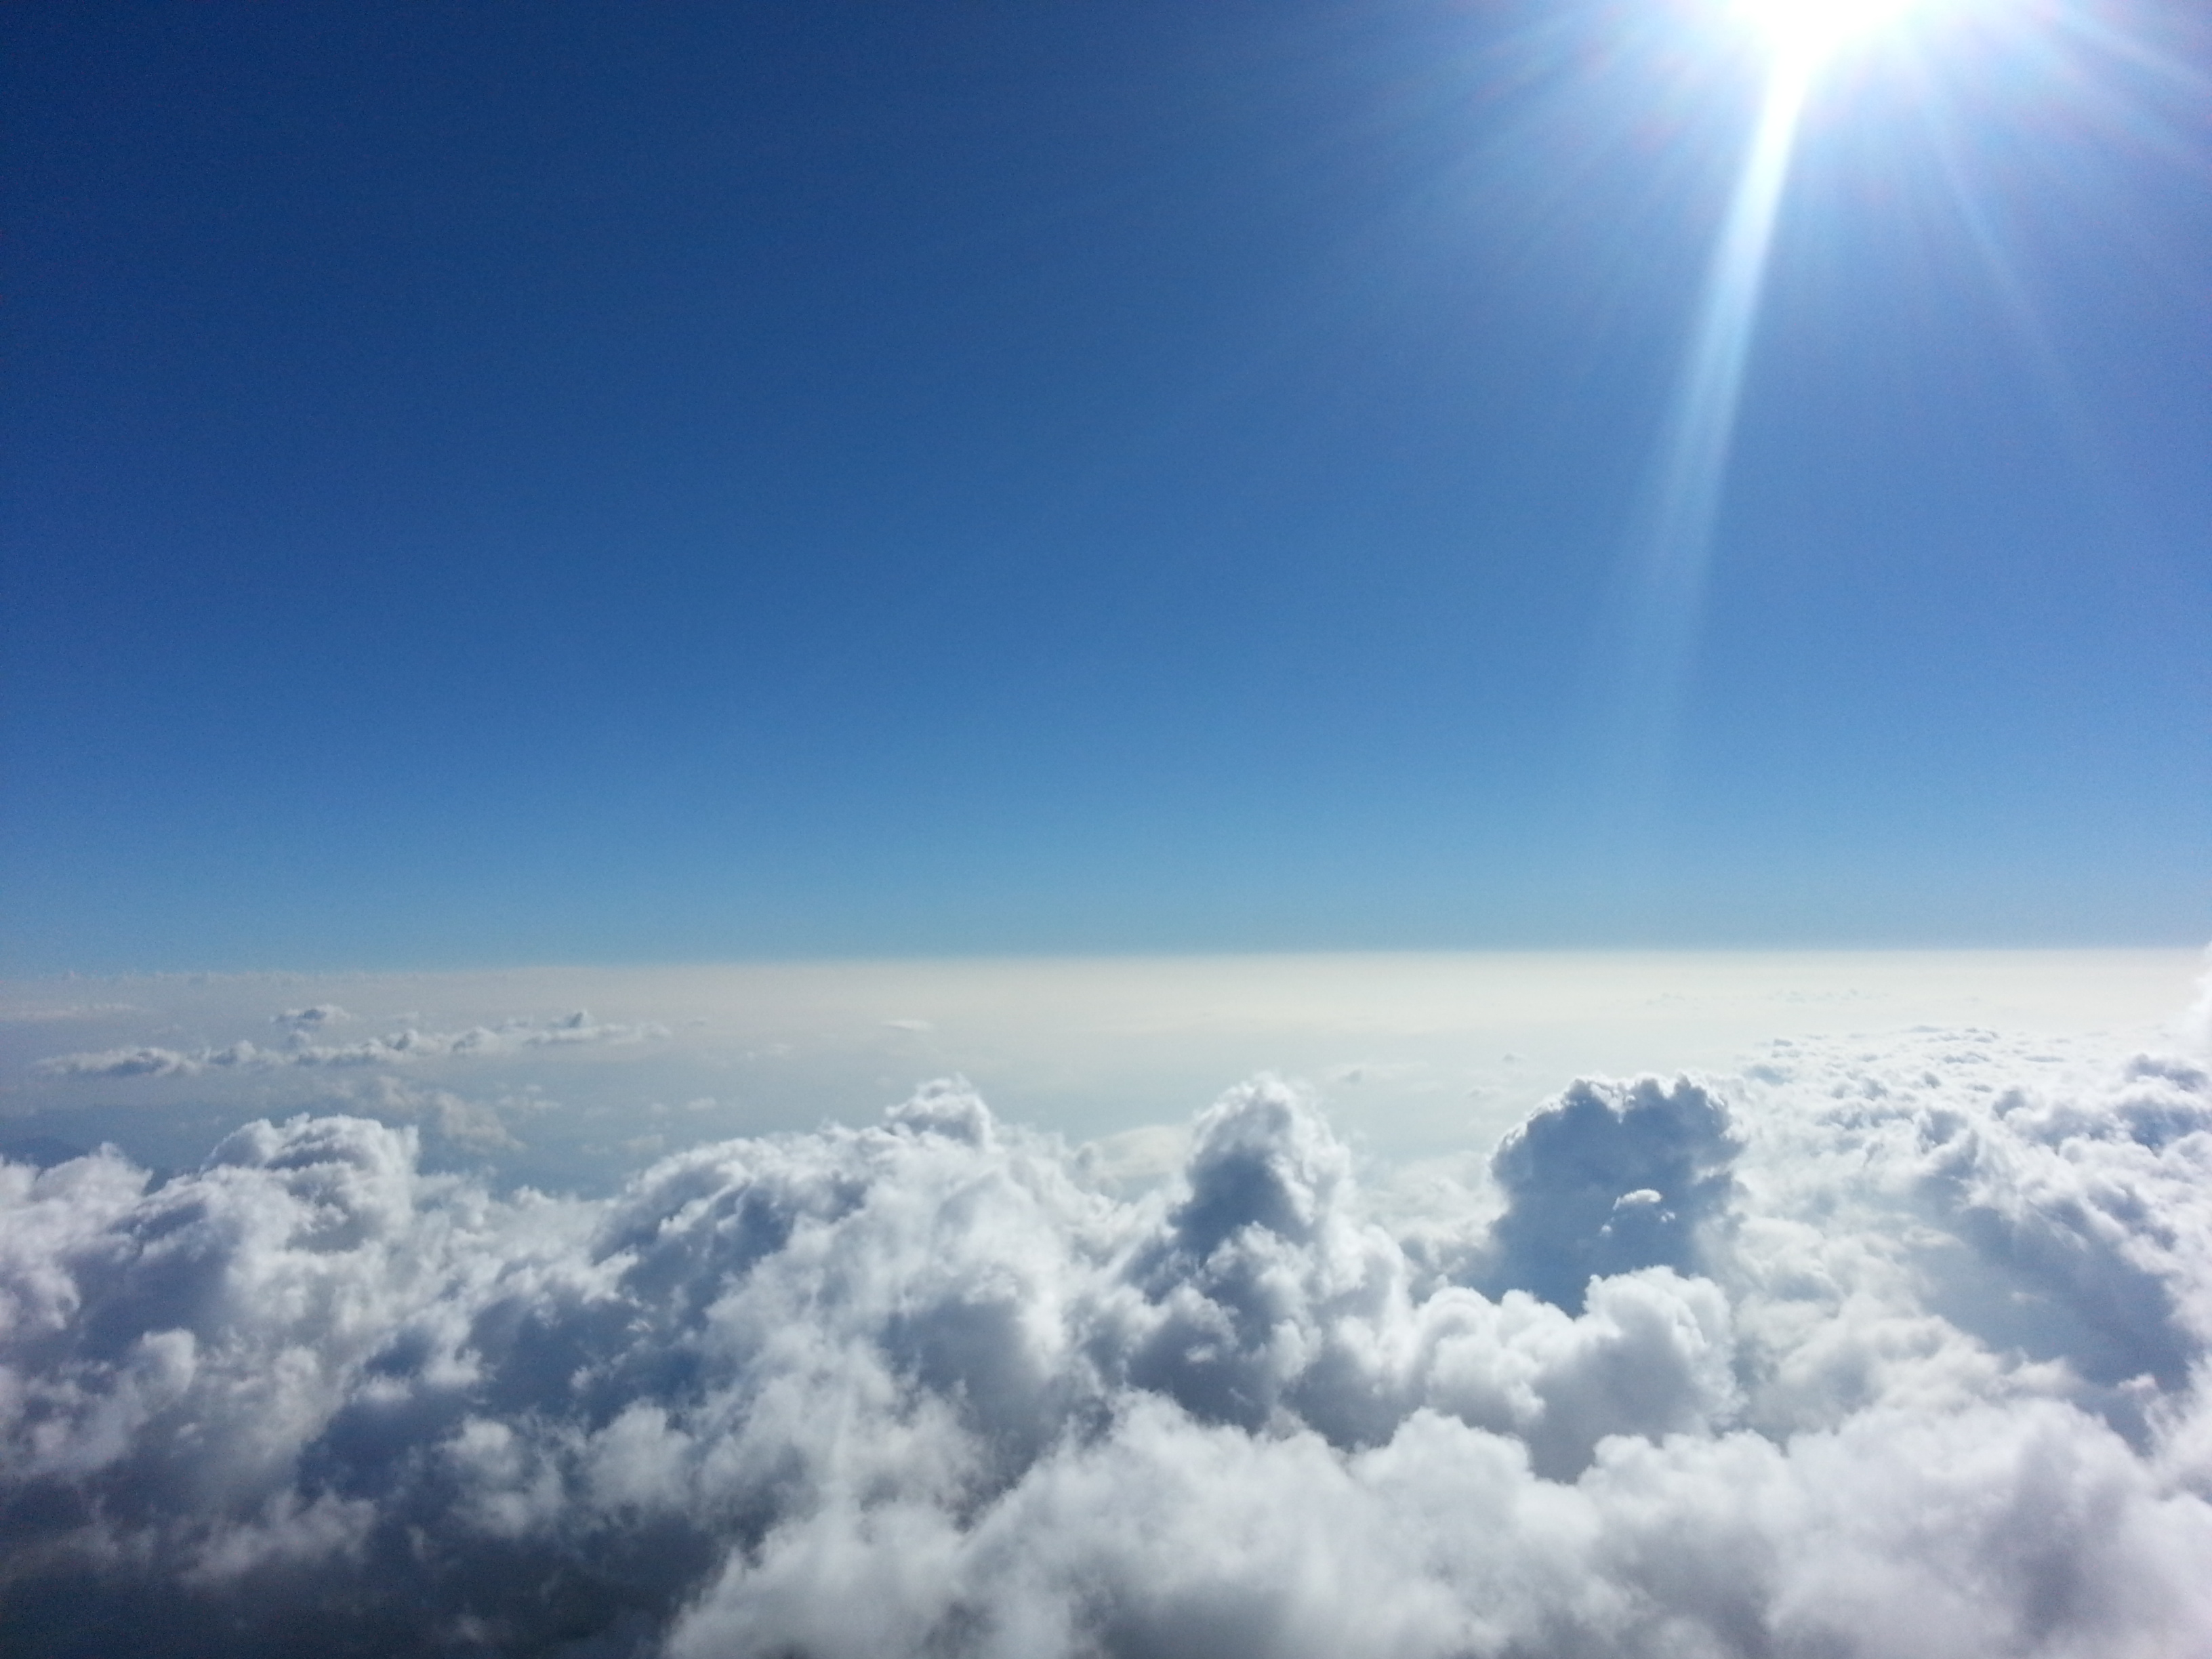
(5, 977), (2212, 1656)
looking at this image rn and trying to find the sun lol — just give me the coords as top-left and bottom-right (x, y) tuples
(1734, 0), (1925, 63)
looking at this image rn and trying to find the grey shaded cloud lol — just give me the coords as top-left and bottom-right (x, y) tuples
(3, 1038), (2211, 1657)
(1483, 1076), (1742, 1313)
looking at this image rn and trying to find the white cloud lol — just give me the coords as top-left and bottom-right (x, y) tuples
(2182, 946), (2212, 1054)
(33, 1010), (669, 1080)
(3, 1030), (2211, 1656)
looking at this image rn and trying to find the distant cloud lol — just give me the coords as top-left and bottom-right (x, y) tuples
(2183, 946), (2212, 1053)
(0, 1002), (140, 1024)
(339, 1074), (527, 1151)
(3, 1035), (2210, 1656)
(30, 1043), (209, 1078)
(33, 1010), (669, 1080)
(1322, 1060), (1426, 1086)
(270, 1004), (350, 1028)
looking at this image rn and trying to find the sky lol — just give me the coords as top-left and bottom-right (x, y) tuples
(5, 0), (2209, 973)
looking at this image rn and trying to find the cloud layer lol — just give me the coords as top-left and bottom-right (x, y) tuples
(34, 1010), (668, 1080)
(4, 1028), (2211, 1657)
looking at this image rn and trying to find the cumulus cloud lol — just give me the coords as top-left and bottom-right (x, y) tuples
(1481, 1075), (1740, 1312)
(34, 1010), (669, 1080)
(3, 1038), (2211, 1657)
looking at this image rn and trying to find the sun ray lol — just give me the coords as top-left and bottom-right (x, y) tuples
(1607, 47), (1817, 797)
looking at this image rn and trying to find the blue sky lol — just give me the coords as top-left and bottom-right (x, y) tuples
(3, 0), (2207, 971)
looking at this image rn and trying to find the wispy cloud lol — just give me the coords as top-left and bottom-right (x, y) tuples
(33, 1010), (669, 1080)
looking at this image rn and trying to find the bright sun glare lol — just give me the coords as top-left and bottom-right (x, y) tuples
(1735, 0), (1923, 62)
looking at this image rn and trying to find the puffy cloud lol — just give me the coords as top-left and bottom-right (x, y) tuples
(3, 1036), (2211, 1657)
(34, 1010), (668, 1080)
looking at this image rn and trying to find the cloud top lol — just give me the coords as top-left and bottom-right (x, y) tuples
(1483, 1074), (1741, 1312)
(3, 1031), (2211, 1656)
